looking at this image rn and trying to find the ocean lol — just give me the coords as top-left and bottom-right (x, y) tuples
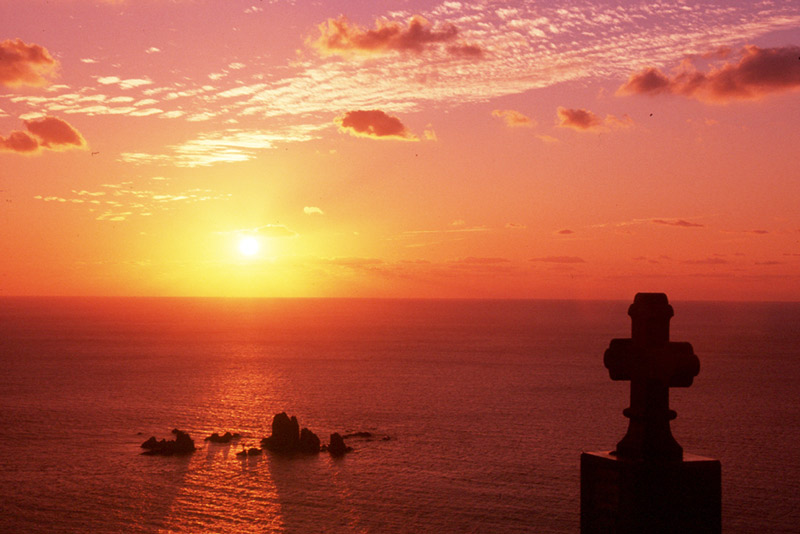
(0, 298), (798, 533)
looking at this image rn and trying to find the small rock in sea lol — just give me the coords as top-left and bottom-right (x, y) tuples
(140, 436), (161, 450)
(141, 429), (196, 456)
(342, 431), (373, 439)
(327, 432), (352, 457)
(205, 431), (234, 444)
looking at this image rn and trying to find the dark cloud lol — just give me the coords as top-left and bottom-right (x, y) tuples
(309, 15), (483, 58)
(531, 256), (586, 263)
(0, 130), (39, 153)
(0, 38), (58, 87)
(618, 45), (800, 103)
(652, 219), (704, 228)
(556, 107), (632, 132)
(505, 222), (526, 229)
(558, 229), (574, 235)
(557, 107), (603, 131)
(617, 68), (671, 95)
(336, 110), (417, 141)
(24, 116), (86, 149)
(0, 116), (87, 154)
(446, 43), (484, 59)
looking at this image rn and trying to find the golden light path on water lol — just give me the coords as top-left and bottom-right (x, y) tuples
(159, 455), (284, 533)
(158, 354), (286, 533)
(152, 339), (370, 533)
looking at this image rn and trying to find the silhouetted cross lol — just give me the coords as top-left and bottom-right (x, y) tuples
(604, 293), (700, 461)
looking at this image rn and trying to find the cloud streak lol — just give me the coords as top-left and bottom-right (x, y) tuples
(0, 39), (58, 88)
(618, 45), (800, 103)
(652, 219), (705, 228)
(531, 256), (586, 264)
(34, 181), (229, 221)
(120, 126), (321, 167)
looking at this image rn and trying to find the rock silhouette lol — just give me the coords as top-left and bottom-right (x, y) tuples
(236, 447), (262, 457)
(140, 429), (196, 456)
(298, 427), (321, 454)
(205, 431), (240, 444)
(261, 412), (321, 454)
(325, 432), (352, 457)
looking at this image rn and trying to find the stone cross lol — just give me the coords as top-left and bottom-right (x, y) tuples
(603, 293), (700, 461)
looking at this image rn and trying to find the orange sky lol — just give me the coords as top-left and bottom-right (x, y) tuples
(1, 0), (799, 300)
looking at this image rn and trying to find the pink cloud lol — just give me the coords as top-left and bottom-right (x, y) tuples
(446, 44), (484, 59)
(309, 15), (483, 58)
(24, 116), (87, 149)
(557, 107), (602, 130)
(556, 107), (632, 132)
(652, 219), (704, 228)
(336, 110), (417, 141)
(492, 109), (534, 127)
(0, 39), (59, 87)
(0, 130), (39, 153)
(618, 45), (800, 103)
(0, 116), (87, 154)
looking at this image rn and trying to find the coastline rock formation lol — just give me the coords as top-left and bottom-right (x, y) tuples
(140, 429), (196, 456)
(261, 412), (321, 454)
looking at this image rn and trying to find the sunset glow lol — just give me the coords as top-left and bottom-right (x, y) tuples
(238, 236), (260, 257)
(1, 1), (799, 300)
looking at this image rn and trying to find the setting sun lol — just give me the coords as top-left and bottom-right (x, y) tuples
(238, 236), (260, 257)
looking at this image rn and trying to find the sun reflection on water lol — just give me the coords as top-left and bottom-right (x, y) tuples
(159, 344), (287, 533)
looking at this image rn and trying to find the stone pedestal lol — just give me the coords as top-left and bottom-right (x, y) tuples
(581, 451), (721, 534)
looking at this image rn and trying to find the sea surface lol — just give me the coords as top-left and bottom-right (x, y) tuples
(0, 298), (798, 533)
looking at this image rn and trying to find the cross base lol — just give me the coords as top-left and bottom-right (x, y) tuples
(581, 451), (721, 534)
